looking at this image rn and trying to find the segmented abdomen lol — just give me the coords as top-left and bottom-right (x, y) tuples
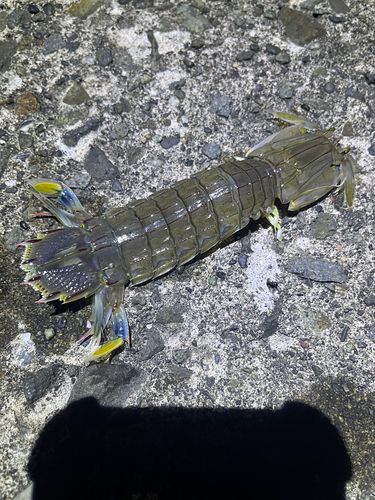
(105, 158), (278, 285)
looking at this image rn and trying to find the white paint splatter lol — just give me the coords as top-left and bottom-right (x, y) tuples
(245, 230), (280, 313)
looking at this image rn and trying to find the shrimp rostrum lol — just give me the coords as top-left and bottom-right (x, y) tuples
(19, 112), (356, 362)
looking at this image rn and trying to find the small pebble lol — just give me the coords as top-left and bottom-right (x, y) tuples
(346, 342), (353, 353)
(96, 47), (113, 67)
(43, 3), (55, 16)
(275, 50), (290, 64)
(174, 89), (185, 100)
(266, 44), (281, 55)
(183, 58), (194, 68)
(236, 51), (254, 62)
(191, 38), (204, 49)
(278, 83), (293, 99)
(368, 145), (375, 156)
(238, 254), (248, 269)
(264, 10), (276, 19)
(324, 82), (335, 93)
(28, 4), (40, 13)
(208, 275), (217, 286)
(202, 143), (221, 160)
(329, 15), (344, 23)
(364, 295), (375, 306)
(112, 180), (123, 192)
(266, 279), (278, 288)
(160, 137), (180, 149)
(216, 271), (226, 280)
(340, 325), (349, 342)
(44, 328), (55, 340)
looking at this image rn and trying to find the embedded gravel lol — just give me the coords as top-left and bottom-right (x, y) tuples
(0, 0), (375, 499)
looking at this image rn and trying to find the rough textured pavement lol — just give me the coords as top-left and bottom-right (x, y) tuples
(0, 0), (374, 498)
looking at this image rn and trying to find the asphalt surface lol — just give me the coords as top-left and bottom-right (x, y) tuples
(0, 0), (374, 499)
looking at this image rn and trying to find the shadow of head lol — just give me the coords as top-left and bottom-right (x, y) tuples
(28, 397), (351, 500)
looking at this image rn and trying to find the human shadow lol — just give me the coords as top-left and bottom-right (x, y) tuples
(29, 397), (352, 500)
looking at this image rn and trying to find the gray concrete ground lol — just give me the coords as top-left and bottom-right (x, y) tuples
(0, 0), (374, 498)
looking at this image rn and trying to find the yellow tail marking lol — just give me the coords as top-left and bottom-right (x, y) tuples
(33, 182), (62, 195)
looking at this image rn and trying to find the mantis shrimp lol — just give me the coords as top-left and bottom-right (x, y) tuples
(19, 112), (356, 362)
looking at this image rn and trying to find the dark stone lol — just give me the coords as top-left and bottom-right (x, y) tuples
(285, 256), (348, 283)
(183, 57), (194, 68)
(63, 82), (90, 105)
(0, 146), (13, 177)
(174, 89), (185, 100)
(202, 143), (221, 160)
(140, 329), (165, 361)
(279, 7), (326, 46)
(43, 3), (55, 16)
(173, 348), (191, 364)
(169, 79), (186, 91)
(84, 146), (120, 182)
(365, 73), (375, 85)
(209, 93), (232, 118)
(24, 366), (58, 404)
(112, 179), (123, 192)
(28, 4), (40, 13)
(236, 50), (254, 62)
(342, 121), (354, 137)
(62, 118), (101, 147)
(311, 365), (323, 376)
(7, 9), (30, 29)
(0, 40), (18, 73)
(19, 133), (34, 149)
(275, 50), (290, 64)
(191, 37), (204, 49)
(266, 44), (281, 55)
(68, 364), (145, 406)
(364, 296), (375, 306)
(368, 145), (375, 157)
(160, 137), (180, 149)
(309, 213), (337, 240)
(155, 305), (184, 324)
(260, 310), (279, 338)
(238, 254), (248, 269)
(113, 98), (132, 114)
(66, 41), (80, 52)
(42, 33), (65, 55)
(329, 15), (345, 23)
(345, 87), (365, 102)
(324, 82), (335, 93)
(96, 47), (113, 66)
